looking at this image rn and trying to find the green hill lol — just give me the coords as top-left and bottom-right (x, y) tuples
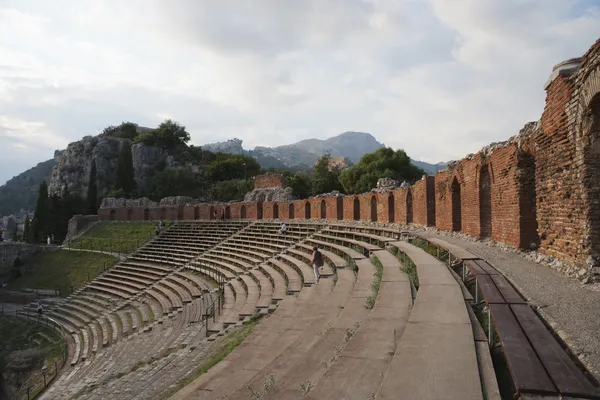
(0, 159), (55, 217)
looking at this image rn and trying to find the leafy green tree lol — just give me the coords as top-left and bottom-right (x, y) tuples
(115, 140), (136, 197)
(311, 153), (343, 195)
(287, 172), (313, 199)
(134, 119), (190, 150)
(209, 179), (254, 202)
(146, 168), (200, 201)
(338, 147), (424, 194)
(87, 159), (98, 213)
(206, 155), (261, 182)
(30, 181), (49, 242)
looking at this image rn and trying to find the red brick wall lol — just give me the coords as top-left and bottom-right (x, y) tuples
(412, 176), (435, 226)
(254, 174), (286, 188)
(342, 196), (358, 220)
(434, 170), (454, 232)
(393, 188), (408, 224)
(536, 75), (580, 260)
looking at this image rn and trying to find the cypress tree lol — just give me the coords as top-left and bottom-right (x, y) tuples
(115, 140), (136, 197)
(87, 160), (98, 213)
(23, 216), (30, 243)
(30, 181), (49, 242)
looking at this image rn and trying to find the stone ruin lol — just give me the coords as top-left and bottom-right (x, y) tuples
(371, 178), (400, 193)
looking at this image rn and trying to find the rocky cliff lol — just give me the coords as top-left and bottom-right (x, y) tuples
(48, 136), (190, 197)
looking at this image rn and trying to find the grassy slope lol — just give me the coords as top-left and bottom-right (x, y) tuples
(4, 250), (117, 296)
(0, 315), (66, 398)
(69, 221), (165, 253)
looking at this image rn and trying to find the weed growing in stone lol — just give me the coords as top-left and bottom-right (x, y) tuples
(299, 380), (315, 396)
(365, 255), (383, 309)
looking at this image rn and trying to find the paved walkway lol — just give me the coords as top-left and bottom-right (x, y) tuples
(417, 230), (600, 381)
(60, 247), (126, 261)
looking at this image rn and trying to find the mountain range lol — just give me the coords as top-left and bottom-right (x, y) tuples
(0, 131), (447, 217)
(202, 131), (448, 173)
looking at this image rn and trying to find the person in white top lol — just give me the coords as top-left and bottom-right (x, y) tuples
(280, 223), (287, 235)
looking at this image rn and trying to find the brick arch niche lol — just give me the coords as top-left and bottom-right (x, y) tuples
(353, 197), (360, 221)
(584, 93), (600, 258)
(320, 200), (326, 219)
(388, 193), (395, 223)
(288, 203), (295, 219)
(305, 201), (311, 219)
(240, 205), (247, 219)
(370, 196), (377, 222)
(273, 203), (279, 219)
(406, 190), (413, 224)
(479, 164), (492, 237)
(451, 178), (462, 232)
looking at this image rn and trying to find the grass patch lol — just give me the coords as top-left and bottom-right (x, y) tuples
(0, 316), (66, 399)
(158, 320), (259, 400)
(68, 221), (165, 254)
(411, 238), (450, 261)
(389, 247), (419, 290)
(3, 250), (117, 296)
(365, 255), (383, 309)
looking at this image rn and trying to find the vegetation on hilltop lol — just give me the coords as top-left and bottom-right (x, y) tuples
(339, 148), (424, 194)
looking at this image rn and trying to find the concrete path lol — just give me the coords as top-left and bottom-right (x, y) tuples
(416, 231), (600, 382)
(60, 246), (126, 261)
(377, 241), (483, 400)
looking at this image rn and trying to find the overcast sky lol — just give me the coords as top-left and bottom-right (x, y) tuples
(1, 0), (599, 186)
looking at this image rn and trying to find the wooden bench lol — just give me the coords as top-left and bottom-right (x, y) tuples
(461, 259), (600, 399)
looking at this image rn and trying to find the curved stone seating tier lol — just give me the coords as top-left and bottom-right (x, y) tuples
(313, 232), (381, 255)
(257, 263), (287, 301)
(109, 266), (165, 283)
(167, 275), (203, 298)
(227, 238), (288, 253)
(295, 242), (348, 269)
(217, 242), (277, 259)
(284, 247), (336, 277)
(322, 227), (396, 248)
(119, 260), (173, 274)
(158, 279), (192, 304)
(169, 254), (359, 399)
(327, 223), (401, 241)
(305, 237), (365, 261)
(190, 262), (236, 281)
(195, 256), (247, 276)
(307, 250), (412, 399)
(266, 258), (303, 293)
(248, 269), (275, 308)
(277, 253), (316, 285)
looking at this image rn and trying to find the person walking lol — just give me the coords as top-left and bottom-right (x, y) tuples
(280, 223), (287, 235)
(312, 246), (323, 284)
(37, 301), (43, 316)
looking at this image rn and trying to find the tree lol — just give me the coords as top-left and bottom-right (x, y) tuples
(115, 140), (136, 197)
(30, 181), (49, 242)
(209, 179), (254, 202)
(100, 122), (139, 140)
(87, 160), (98, 213)
(23, 216), (30, 243)
(287, 172), (313, 199)
(134, 119), (190, 150)
(338, 147), (425, 194)
(311, 153), (343, 195)
(206, 155), (261, 182)
(146, 168), (200, 201)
